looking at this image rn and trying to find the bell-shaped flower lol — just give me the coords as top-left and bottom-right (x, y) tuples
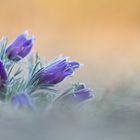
(6, 31), (35, 61)
(30, 57), (80, 88)
(57, 83), (93, 104)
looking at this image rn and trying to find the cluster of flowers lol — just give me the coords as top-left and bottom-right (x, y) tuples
(0, 31), (93, 110)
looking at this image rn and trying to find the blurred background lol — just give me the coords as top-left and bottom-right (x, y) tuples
(0, 1), (140, 139)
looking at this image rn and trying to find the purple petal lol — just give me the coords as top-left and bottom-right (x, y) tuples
(6, 31), (28, 53)
(68, 61), (80, 69)
(12, 93), (33, 107)
(32, 57), (80, 87)
(6, 31), (35, 61)
(17, 38), (34, 58)
(0, 61), (7, 81)
(59, 84), (93, 104)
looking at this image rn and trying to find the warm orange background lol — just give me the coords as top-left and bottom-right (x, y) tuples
(0, 0), (140, 88)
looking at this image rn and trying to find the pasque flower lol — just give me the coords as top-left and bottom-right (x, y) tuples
(58, 84), (93, 104)
(6, 31), (35, 61)
(0, 60), (8, 87)
(0, 31), (94, 111)
(30, 57), (80, 87)
(11, 93), (33, 107)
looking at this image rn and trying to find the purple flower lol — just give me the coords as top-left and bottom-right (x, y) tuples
(11, 93), (33, 108)
(6, 31), (35, 61)
(58, 84), (93, 104)
(0, 60), (7, 87)
(31, 57), (80, 87)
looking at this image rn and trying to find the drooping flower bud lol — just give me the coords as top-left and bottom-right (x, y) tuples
(57, 83), (93, 104)
(31, 57), (80, 88)
(6, 31), (35, 61)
